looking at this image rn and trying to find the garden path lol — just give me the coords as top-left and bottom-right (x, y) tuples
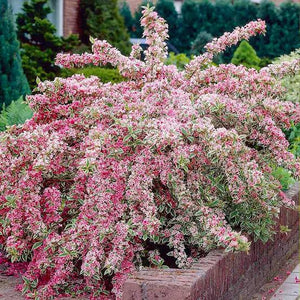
(270, 264), (300, 300)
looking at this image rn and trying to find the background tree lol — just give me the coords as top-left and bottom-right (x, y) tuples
(212, 0), (235, 37)
(253, 0), (278, 58)
(156, 0), (178, 48)
(132, 0), (154, 38)
(119, 1), (134, 34)
(177, 0), (201, 53)
(17, 0), (78, 89)
(178, 0), (214, 54)
(80, 0), (131, 55)
(268, 2), (300, 58)
(233, 0), (258, 28)
(0, 0), (30, 108)
(218, 0), (258, 63)
(231, 40), (261, 70)
(191, 31), (213, 55)
(152, 0), (299, 60)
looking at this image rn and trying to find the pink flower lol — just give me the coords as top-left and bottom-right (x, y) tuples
(0, 5), (298, 299)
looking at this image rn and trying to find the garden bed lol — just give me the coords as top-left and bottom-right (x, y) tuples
(0, 185), (298, 300)
(123, 182), (299, 300)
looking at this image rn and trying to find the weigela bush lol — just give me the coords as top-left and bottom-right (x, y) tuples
(0, 6), (299, 299)
(274, 48), (300, 103)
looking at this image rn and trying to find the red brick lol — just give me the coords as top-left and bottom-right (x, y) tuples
(123, 183), (299, 300)
(63, 0), (81, 36)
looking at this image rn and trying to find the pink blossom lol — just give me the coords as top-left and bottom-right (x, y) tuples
(0, 5), (298, 300)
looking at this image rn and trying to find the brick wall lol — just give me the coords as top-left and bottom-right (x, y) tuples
(123, 182), (300, 300)
(63, 0), (81, 37)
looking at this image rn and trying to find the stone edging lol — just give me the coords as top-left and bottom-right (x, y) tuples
(123, 182), (300, 300)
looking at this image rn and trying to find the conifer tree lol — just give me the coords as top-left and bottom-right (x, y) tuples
(269, 2), (300, 58)
(233, 0), (258, 28)
(132, 0), (153, 38)
(80, 0), (131, 55)
(212, 0), (235, 37)
(253, 0), (278, 58)
(177, 0), (202, 53)
(179, 0), (214, 54)
(231, 40), (261, 70)
(156, 0), (178, 46)
(191, 31), (213, 55)
(16, 0), (78, 89)
(0, 0), (30, 108)
(119, 1), (134, 34)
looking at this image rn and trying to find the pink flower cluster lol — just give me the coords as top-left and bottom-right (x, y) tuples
(185, 19), (266, 77)
(0, 6), (299, 300)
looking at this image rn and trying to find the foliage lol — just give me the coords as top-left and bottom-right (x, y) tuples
(119, 1), (134, 33)
(160, 0), (300, 60)
(80, 0), (131, 55)
(231, 40), (261, 70)
(178, 0), (214, 54)
(132, 0), (154, 38)
(272, 49), (300, 159)
(0, 6), (299, 299)
(285, 123), (300, 158)
(155, 0), (178, 48)
(252, 0), (278, 58)
(0, 0), (30, 108)
(16, 0), (79, 89)
(211, 0), (235, 37)
(272, 167), (295, 191)
(61, 66), (125, 83)
(268, 2), (300, 58)
(191, 31), (213, 55)
(0, 96), (33, 131)
(273, 49), (300, 103)
(233, 0), (258, 29)
(259, 56), (272, 68)
(165, 52), (190, 70)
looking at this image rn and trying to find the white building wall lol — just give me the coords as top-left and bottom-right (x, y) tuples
(8, 0), (63, 36)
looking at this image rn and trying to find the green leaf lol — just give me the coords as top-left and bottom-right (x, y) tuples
(89, 36), (95, 44)
(32, 241), (43, 250)
(152, 235), (160, 243)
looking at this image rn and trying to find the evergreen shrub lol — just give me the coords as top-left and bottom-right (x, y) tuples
(16, 0), (79, 89)
(165, 52), (190, 70)
(0, 0), (30, 108)
(231, 40), (261, 69)
(80, 0), (131, 55)
(191, 31), (213, 55)
(61, 67), (125, 83)
(165, 0), (299, 60)
(119, 0), (134, 33)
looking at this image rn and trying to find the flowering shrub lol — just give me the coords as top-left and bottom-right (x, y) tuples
(273, 48), (300, 103)
(0, 6), (300, 299)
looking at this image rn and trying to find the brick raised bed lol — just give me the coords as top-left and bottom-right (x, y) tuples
(0, 184), (298, 299)
(123, 182), (299, 300)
